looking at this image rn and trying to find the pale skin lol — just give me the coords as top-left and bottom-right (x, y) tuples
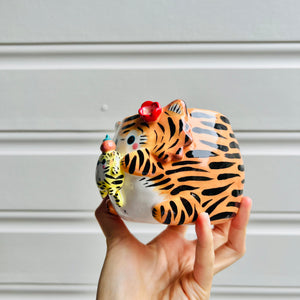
(95, 196), (252, 300)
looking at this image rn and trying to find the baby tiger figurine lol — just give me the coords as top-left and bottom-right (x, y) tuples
(96, 135), (124, 208)
(95, 100), (244, 225)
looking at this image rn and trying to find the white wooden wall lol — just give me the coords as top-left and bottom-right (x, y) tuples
(1, 1), (300, 299)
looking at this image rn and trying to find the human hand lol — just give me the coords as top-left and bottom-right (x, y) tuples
(95, 197), (252, 300)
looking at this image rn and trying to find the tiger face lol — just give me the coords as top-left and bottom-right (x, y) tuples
(114, 99), (192, 162)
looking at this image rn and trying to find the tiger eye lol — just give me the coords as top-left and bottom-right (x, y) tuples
(127, 135), (135, 145)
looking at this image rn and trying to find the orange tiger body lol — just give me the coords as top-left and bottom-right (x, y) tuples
(102, 99), (244, 225)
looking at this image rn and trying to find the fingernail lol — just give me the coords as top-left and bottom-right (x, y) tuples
(201, 212), (211, 225)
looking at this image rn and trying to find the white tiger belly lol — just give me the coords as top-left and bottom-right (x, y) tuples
(109, 173), (164, 223)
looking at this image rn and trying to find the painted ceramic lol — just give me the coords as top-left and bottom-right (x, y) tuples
(96, 99), (244, 225)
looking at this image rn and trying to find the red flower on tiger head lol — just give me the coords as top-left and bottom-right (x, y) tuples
(138, 101), (162, 122)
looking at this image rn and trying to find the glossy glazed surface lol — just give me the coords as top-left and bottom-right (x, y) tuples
(96, 100), (244, 225)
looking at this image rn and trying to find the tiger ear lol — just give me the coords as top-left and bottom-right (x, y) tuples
(165, 99), (188, 117)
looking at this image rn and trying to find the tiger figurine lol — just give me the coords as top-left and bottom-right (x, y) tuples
(97, 99), (244, 225)
(96, 135), (125, 207)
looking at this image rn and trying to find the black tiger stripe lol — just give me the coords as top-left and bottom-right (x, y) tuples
(137, 150), (144, 169)
(104, 174), (117, 180)
(123, 114), (139, 123)
(172, 160), (200, 166)
(140, 122), (150, 128)
(202, 183), (232, 196)
(166, 166), (208, 175)
(225, 153), (241, 159)
(137, 126), (144, 133)
(158, 151), (165, 159)
(168, 139), (179, 149)
(145, 148), (150, 155)
(229, 141), (240, 149)
(154, 130), (158, 143)
(147, 178), (171, 188)
(124, 154), (130, 167)
(185, 135), (191, 144)
(152, 208), (157, 217)
(171, 185), (199, 195)
(238, 165), (245, 171)
(117, 174), (124, 179)
(205, 196), (228, 215)
(170, 201), (178, 219)
(190, 192), (201, 204)
(123, 129), (130, 134)
(192, 207), (199, 222)
(176, 147), (182, 155)
(157, 162), (164, 170)
(160, 206), (165, 217)
(147, 174), (164, 181)
(164, 210), (172, 224)
(156, 143), (165, 153)
(227, 201), (241, 208)
(186, 150), (217, 158)
(121, 122), (136, 130)
(210, 212), (236, 222)
(202, 199), (212, 208)
(232, 189), (243, 197)
(180, 197), (193, 217)
(217, 173), (240, 180)
(164, 154), (169, 160)
(112, 180), (123, 185)
(179, 119), (183, 133)
(129, 156), (137, 174)
(160, 184), (174, 190)
(214, 123), (228, 130)
(178, 176), (212, 182)
(142, 159), (151, 175)
(209, 162), (235, 169)
(230, 133), (236, 138)
(190, 111), (215, 119)
(168, 117), (176, 139)
(217, 133), (226, 139)
(220, 115), (230, 124)
(158, 122), (165, 133)
(152, 163), (156, 174)
(178, 211), (186, 225)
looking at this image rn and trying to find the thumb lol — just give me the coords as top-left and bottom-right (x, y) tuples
(95, 198), (132, 246)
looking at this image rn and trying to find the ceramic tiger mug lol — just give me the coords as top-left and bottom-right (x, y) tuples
(95, 99), (244, 225)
